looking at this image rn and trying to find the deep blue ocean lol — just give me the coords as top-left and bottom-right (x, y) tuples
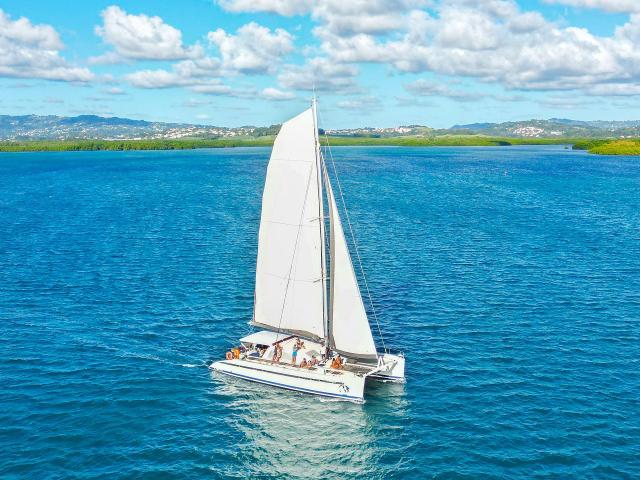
(1, 146), (639, 479)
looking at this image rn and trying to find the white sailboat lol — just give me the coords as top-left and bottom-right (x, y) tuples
(210, 99), (404, 402)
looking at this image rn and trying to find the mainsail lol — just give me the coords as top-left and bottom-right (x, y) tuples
(252, 108), (326, 341)
(326, 173), (378, 361)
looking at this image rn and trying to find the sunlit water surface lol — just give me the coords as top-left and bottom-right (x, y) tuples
(1, 146), (639, 478)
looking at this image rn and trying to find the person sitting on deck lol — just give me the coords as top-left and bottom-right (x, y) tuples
(299, 358), (308, 368)
(309, 355), (318, 367)
(330, 355), (343, 370)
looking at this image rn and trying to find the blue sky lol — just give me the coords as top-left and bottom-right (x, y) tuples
(1, 0), (639, 128)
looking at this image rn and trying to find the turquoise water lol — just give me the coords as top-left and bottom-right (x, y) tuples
(1, 146), (639, 479)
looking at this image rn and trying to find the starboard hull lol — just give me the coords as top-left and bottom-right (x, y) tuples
(369, 353), (406, 383)
(210, 358), (366, 402)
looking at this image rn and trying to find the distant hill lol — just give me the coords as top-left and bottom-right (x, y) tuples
(0, 115), (256, 141)
(449, 119), (640, 138)
(1, 114), (639, 141)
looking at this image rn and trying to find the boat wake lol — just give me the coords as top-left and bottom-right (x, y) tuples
(180, 361), (208, 368)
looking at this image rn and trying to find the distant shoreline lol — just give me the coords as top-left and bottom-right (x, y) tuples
(0, 136), (638, 155)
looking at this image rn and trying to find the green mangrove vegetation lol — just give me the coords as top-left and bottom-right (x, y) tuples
(1, 135), (638, 154)
(573, 139), (640, 155)
(0, 135), (574, 152)
(0, 137), (275, 152)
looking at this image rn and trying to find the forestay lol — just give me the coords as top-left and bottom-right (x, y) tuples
(326, 175), (378, 361)
(252, 108), (326, 341)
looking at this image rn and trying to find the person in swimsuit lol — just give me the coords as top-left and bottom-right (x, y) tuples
(331, 355), (343, 370)
(271, 344), (282, 364)
(292, 343), (299, 365)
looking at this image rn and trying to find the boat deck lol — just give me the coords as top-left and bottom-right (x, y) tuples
(244, 350), (375, 377)
(239, 330), (380, 378)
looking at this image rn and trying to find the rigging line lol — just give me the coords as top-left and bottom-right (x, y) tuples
(317, 110), (388, 354)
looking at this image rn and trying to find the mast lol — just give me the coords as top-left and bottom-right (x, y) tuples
(322, 152), (335, 350)
(312, 96), (328, 343)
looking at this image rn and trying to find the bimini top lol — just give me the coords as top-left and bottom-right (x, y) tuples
(240, 330), (287, 346)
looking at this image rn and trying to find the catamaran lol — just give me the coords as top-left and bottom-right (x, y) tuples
(210, 99), (404, 402)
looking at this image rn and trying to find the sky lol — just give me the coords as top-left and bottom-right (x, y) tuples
(1, 0), (640, 128)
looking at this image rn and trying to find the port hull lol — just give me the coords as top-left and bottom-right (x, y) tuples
(210, 358), (366, 402)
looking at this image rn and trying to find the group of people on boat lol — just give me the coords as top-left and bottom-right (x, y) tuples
(225, 336), (345, 371)
(225, 346), (241, 360)
(299, 355), (319, 369)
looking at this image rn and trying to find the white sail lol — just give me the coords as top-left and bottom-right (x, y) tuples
(252, 108), (326, 341)
(326, 173), (378, 361)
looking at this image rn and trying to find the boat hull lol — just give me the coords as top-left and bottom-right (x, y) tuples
(210, 358), (366, 402)
(369, 353), (406, 383)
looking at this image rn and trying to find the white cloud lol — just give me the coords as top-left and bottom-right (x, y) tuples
(125, 21), (294, 95)
(191, 84), (234, 95)
(278, 57), (360, 92)
(587, 83), (640, 96)
(173, 57), (222, 78)
(125, 56), (260, 97)
(102, 86), (126, 95)
(434, 6), (502, 50)
(312, 0), (429, 36)
(125, 57), (223, 89)
(219, 0), (429, 32)
(543, 0), (640, 13)
(217, 0), (312, 16)
(540, 94), (591, 108)
(207, 22), (293, 74)
(0, 10), (62, 49)
(313, 32), (394, 63)
(404, 79), (478, 100)
(14, 0), (636, 102)
(312, 1), (640, 94)
(261, 87), (296, 100)
(95, 6), (201, 61)
(0, 9), (93, 82)
(126, 69), (193, 88)
(404, 78), (530, 102)
(182, 97), (213, 108)
(337, 96), (382, 111)
(126, 69), (234, 96)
